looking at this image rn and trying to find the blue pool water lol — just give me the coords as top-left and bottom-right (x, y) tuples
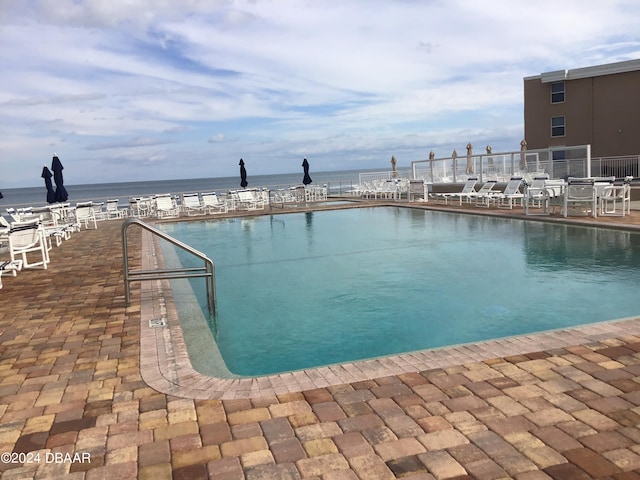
(159, 207), (640, 376)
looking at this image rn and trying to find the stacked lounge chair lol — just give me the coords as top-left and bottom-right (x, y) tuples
(435, 177), (478, 205)
(468, 180), (498, 207)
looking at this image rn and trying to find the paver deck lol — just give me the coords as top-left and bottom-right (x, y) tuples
(1, 200), (640, 479)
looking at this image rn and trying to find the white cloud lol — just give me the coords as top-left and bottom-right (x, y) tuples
(0, 0), (639, 187)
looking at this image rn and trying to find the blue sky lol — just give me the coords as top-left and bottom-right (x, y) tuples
(1, 0), (639, 187)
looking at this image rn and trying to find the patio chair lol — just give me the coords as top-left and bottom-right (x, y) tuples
(493, 176), (525, 209)
(274, 188), (296, 205)
(105, 199), (127, 219)
(128, 198), (142, 217)
(377, 178), (406, 201)
(305, 185), (328, 202)
(563, 177), (597, 217)
(523, 174), (549, 213)
(181, 193), (206, 216)
(370, 180), (399, 199)
(469, 180), (498, 207)
(74, 202), (98, 229)
(523, 176), (566, 215)
(8, 219), (49, 269)
(348, 182), (370, 197)
(599, 176), (633, 216)
(91, 202), (106, 221)
(408, 179), (427, 202)
(48, 204), (78, 237)
(0, 259), (22, 289)
(201, 192), (228, 214)
(155, 194), (180, 218)
(128, 197), (154, 217)
(39, 208), (71, 247)
(437, 177), (478, 205)
(236, 190), (265, 210)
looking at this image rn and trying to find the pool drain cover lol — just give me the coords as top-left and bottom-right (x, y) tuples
(149, 318), (167, 328)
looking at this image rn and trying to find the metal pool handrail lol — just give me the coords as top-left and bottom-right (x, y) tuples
(121, 218), (216, 315)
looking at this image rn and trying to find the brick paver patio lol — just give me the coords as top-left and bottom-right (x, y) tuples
(1, 201), (640, 479)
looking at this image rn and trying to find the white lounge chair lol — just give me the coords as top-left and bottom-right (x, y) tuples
(236, 190), (265, 210)
(8, 219), (49, 269)
(0, 259), (22, 289)
(368, 180), (399, 199)
(181, 193), (206, 216)
(360, 180), (394, 200)
(436, 177), (478, 205)
(469, 180), (498, 207)
(155, 194), (180, 218)
(201, 192), (228, 214)
(129, 197), (154, 217)
(493, 176), (524, 209)
(347, 183), (367, 197)
(0, 215), (10, 233)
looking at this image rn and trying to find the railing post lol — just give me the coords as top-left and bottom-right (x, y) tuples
(121, 218), (216, 316)
(122, 221), (131, 306)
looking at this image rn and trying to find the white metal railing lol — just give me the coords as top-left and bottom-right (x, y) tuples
(358, 168), (412, 184)
(121, 218), (216, 316)
(591, 155), (640, 179)
(411, 145), (592, 184)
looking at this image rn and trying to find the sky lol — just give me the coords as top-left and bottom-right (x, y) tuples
(1, 0), (639, 188)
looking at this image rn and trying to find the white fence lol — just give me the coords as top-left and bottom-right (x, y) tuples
(358, 168), (413, 184)
(411, 145), (594, 183)
(591, 155), (640, 179)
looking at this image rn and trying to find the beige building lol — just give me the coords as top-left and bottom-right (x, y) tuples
(524, 59), (640, 158)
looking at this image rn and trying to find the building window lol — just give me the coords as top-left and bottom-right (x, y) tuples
(551, 81), (565, 103)
(551, 116), (565, 137)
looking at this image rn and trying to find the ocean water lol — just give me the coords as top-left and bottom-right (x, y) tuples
(0, 168), (367, 211)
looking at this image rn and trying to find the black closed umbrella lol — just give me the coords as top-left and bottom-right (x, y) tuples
(41, 166), (56, 204)
(302, 158), (312, 185)
(239, 158), (248, 188)
(51, 155), (68, 202)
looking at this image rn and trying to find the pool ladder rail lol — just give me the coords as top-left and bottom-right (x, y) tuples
(121, 218), (216, 316)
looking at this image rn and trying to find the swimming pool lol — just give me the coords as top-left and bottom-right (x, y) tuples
(158, 207), (640, 377)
